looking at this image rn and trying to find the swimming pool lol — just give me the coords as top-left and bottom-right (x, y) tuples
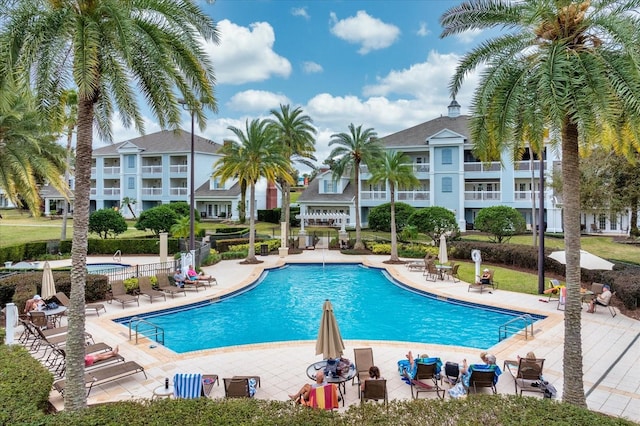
(114, 264), (544, 353)
(87, 263), (132, 273)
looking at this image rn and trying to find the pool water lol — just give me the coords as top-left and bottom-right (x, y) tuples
(116, 264), (543, 353)
(86, 263), (131, 273)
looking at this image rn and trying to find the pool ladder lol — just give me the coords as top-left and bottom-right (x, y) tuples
(128, 316), (165, 345)
(498, 314), (534, 341)
(113, 250), (122, 263)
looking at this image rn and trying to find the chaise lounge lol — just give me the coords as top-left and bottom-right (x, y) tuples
(53, 360), (147, 396)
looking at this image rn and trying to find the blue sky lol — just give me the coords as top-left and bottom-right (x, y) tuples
(107, 0), (486, 169)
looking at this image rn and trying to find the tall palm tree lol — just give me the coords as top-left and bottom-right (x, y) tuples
(266, 104), (317, 244)
(369, 151), (419, 263)
(0, 0), (218, 410)
(214, 119), (292, 263)
(329, 124), (382, 250)
(51, 89), (78, 241)
(0, 81), (67, 215)
(440, 0), (640, 407)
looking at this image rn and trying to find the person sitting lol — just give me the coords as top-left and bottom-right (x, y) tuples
(587, 284), (612, 313)
(24, 295), (45, 313)
(480, 269), (491, 285)
(186, 265), (199, 280)
(398, 351), (441, 384)
(361, 366), (383, 391)
(85, 346), (119, 367)
(288, 370), (325, 404)
(173, 270), (186, 288)
(448, 352), (501, 399)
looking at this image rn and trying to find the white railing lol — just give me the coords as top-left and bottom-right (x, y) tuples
(464, 191), (501, 201)
(91, 167), (96, 175)
(514, 191), (540, 201)
(361, 191), (387, 200)
(142, 188), (162, 196)
(103, 188), (121, 196)
(170, 164), (188, 173)
(90, 188), (97, 195)
(103, 166), (121, 174)
(407, 163), (429, 173)
(463, 162), (500, 172)
(141, 165), (163, 174)
(170, 187), (187, 196)
(397, 191), (430, 201)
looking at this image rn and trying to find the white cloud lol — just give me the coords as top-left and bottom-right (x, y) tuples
(455, 28), (483, 44)
(329, 10), (400, 55)
(417, 22), (430, 37)
(291, 7), (309, 19)
(203, 19), (291, 85)
(226, 90), (291, 112)
(302, 61), (323, 74)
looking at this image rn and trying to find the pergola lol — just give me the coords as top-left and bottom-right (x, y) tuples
(295, 212), (348, 233)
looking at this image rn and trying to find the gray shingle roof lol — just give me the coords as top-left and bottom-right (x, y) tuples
(194, 181), (241, 198)
(92, 129), (221, 156)
(297, 176), (355, 203)
(379, 115), (471, 148)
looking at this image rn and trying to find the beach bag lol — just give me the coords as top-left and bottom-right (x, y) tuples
(45, 302), (59, 310)
(324, 359), (339, 377)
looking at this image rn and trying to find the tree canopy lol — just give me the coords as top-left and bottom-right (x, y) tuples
(408, 207), (458, 244)
(474, 205), (526, 243)
(88, 209), (128, 239)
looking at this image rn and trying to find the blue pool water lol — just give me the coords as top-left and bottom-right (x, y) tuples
(115, 264), (544, 353)
(87, 263), (131, 273)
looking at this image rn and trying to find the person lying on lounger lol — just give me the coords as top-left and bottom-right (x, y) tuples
(85, 346), (119, 367)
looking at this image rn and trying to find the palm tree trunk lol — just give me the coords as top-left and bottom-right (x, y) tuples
(353, 161), (364, 250)
(389, 182), (399, 262)
(60, 129), (73, 241)
(282, 181), (290, 244)
(64, 98), (93, 410)
(239, 180), (247, 224)
(561, 118), (587, 407)
(245, 182), (258, 262)
(631, 195), (638, 236)
(530, 151), (537, 247)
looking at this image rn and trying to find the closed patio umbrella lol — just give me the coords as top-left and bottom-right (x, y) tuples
(41, 261), (56, 300)
(315, 299), (345, 360)
(548, 250), (614, 271)
(438, 234), (448, 264)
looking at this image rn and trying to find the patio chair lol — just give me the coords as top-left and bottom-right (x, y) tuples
(183, 276), (209, 292)
(138, 276), (166, 303)
(53, 360), (147, 396)
(410, 359), (444, 399)
(466, 364), (500, 394)
(109, 280), (139, 309)
(223, 377), (257, 398)
(352, 347), (374, 390)
(173, 373), (204, 399)
(443, 361), (460, 386)
(504, 358), (545, 395)
(545, 279), (562, 302)
(360, 379), (388, 405)
(156, 273), (186, 298)
(305, 384), (339, 410)
(424, 261), (439, 282)
(55, 291), (106, 317)
(469, 269), (495, 293)
(447, 263), (460, 283)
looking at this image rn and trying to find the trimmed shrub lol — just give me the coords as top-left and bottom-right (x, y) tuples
(368, 202), (416, 232)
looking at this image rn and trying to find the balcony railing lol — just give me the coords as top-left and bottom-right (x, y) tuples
(513, 191), (540, 201)
(407, 163), (429, 173)
(463, 162), (500, 172)
(91, 167), (96, 175)
(361, 191), (387, 200)
(103, 188), (121, 196)
(397, 191), (430, 201)
(142, 188), (162, 196)
(170, 164), (188, 173)
(464, 191), (501, 201)
(142, 165), (163, 174)
(90, 188), (97, 195)
(103, 166), (120, 175)
(170, 187), (187, 196)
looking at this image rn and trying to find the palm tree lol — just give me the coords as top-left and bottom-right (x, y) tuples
(329, 124), (382, 250)
(369, 151), (419, 263)
(0, 81), (67, 215)
(440, 0), (640, 407)
(51, 89), (78, 241)
(1, 0), (218, 410)
(121, 196), (137, 219)
(266, 105), (317, 244)
(213, 119), (292, 263)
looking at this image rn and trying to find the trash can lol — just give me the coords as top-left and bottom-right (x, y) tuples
(260, 244), (269, 256)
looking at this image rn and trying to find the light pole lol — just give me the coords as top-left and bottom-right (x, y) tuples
(178, 99), (196, 253)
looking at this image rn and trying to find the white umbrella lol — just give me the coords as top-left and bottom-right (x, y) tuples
(41, 261), (57, 300)
(315, 300), (345, 360)
(548, 250), (614, 271)
(438, 235), (448, 264)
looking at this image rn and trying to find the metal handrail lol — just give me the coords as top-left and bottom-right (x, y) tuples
(113, 250), (122, 263)
(499, 314), (534, 341)
(128, 316), (165, 345)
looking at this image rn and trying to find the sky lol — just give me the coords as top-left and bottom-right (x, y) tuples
(105, 0), (488, 171)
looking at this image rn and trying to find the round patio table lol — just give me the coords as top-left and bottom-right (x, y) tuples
(306, 360), (357, 406)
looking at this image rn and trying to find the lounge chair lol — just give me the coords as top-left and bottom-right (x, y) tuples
(173, 373), (203, 399)
(55, 346), (125, 377)
(109, 280), (139, 309)
(544, 279), (562, 302)
(407, 255), (429, 271)
(55, 291), (106, 317)
(360, 379), (388, 405)
(443, 361), (460, 386)
(557, 287), (567, 310)
(183, 276), (208, 292)
(469, 269), (495, 293)
(466, 364), (500, 394)
(223, 377), (257, 398)
(410, 359), (445, 399)
(156, 273), (186, 298)
(53, 360), (147, 396)
(305, 384), (339, 410)
(504, 358), (545, 395)
(589, 283), (617, 317)
(138, 276), (166, 303)
(352, 347), (374, 390)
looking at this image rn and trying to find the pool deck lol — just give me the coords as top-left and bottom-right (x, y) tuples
(36, 251), (639, 422)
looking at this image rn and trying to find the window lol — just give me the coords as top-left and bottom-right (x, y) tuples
(610, 214), (617, 231)
(128, 177), (134, 189)
(598, 214), (606, 230)
(213, 178), (224, 189)
(442, 177), (452, 193)
(323, 180), (336, 193)
(442, 148), (452, 165)
(128, 155), (135, 169)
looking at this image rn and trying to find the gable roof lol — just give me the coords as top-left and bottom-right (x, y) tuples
(194, 181), (241, 198)
(92, 129), (221, 156)
(379, 115), (471, 148)
(297, 177), (355, 203)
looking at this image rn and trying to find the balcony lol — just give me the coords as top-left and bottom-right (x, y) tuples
(90, 188), (97, 196)
(103, 188), (120, 196)
(103, 166), (120, 175)
(141, 165), (163, 174)
(407, 163), (429, 173)
(170, 164), (188, 174)
(514, 191), (540, 201)
(170, 187), (187, 196)
(91, 167), (96, 176)
(464, 191), (501, 201)
(463, 162), (500, 172)
(361, 191), (387, 201)
(397, 190), (430, 201)
(142, 188), (162, 196)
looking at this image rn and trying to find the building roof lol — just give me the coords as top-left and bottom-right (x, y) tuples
(194, 181), (241, 199)
(92, 129), (221, 156)
(39, 184), (72, 200)
(297, 176), (355, 203)
(379, 114), (471, 148)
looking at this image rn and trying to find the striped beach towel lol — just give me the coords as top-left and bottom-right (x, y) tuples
(307, 384), (339, 410)
(173, 373), (203, 399)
